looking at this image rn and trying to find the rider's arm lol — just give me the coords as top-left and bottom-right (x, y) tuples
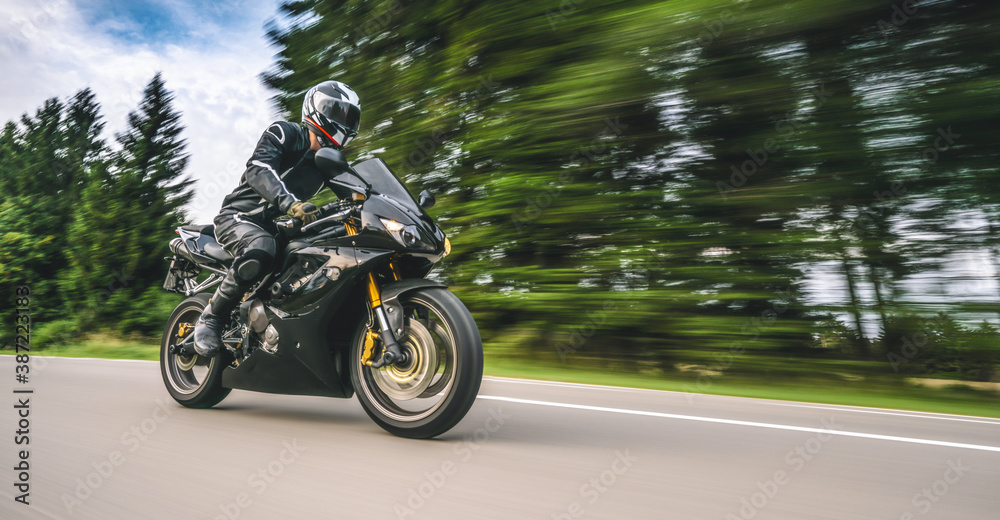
(243, 122), (300, 214)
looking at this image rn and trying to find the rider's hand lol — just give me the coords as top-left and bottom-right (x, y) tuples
(288, 201), (319, 225)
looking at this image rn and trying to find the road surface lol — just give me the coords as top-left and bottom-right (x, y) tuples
(1, 357), (998, 519)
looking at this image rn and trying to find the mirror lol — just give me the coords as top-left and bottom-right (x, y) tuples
(418, 189), (436, 209)
(315, 147), (349, 173)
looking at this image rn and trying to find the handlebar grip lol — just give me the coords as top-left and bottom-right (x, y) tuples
(275, 218), (300, 229)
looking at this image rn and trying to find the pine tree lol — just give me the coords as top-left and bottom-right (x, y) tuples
(62, 73), (191, 332)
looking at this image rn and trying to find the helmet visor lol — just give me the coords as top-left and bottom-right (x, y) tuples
(312, 91), (361, 134)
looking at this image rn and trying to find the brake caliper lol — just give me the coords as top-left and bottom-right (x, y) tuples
(177, 322), (192, 338)
(361, 329), (380, 366)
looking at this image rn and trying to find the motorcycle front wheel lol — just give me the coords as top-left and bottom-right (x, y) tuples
(159, 294), (231, 408)
(351, 287), (483, 439)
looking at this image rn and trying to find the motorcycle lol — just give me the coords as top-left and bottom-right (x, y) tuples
(159, 148), (483, 439)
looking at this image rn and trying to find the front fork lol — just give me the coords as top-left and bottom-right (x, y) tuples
(363, 269), (408, 368)
(353, 213), (406, 368)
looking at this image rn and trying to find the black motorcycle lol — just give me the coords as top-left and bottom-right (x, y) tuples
(159, 149), (482, 439)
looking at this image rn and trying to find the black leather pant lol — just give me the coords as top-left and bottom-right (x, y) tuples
(207, 212), (278, 316)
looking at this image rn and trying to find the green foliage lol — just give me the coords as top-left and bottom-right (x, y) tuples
(62, 73), (191, 328)
(0, 75), (189, 349)
(32, 319), (80, 349)
(115, 286), (184, 336)
(260, 0), (999, 379)
(2, 1), (998, 388)
(880, 314), (1000, 382)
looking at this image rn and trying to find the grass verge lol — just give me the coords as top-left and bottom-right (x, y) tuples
(17, 334), (162, 361)
(4, 337), (998, 419)
(484, 355), (1000, 419)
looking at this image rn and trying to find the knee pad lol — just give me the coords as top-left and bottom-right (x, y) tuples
(234, 238), (276, 283)
(235, 258), (263, 283)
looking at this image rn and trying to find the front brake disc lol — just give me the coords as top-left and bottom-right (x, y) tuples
(371, 318), (437, 400)
(418, 321), (453, 398)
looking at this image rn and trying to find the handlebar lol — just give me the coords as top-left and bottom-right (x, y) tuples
(275, 199), (358, 232)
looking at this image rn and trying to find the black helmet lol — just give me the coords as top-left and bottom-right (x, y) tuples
(301, 80), (361, 148)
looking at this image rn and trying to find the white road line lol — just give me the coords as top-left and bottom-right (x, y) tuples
(749, 401), (1000, 426)
(15, 359), (1000, 425)
(478, 395), (1000, 454)
(483, 376), (1000, 425)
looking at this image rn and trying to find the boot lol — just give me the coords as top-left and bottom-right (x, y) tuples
(193, 268), (244, 357)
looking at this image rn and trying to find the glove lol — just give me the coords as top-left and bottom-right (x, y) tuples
(288, 201), (318, 225)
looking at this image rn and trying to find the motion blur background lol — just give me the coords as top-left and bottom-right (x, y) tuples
(1, 0), (998, 400)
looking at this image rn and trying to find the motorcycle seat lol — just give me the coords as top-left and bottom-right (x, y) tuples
(180, 224), (214, 236)
(203, 241), (234, 264)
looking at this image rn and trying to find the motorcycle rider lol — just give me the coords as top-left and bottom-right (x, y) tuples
(192, 80), (361, 357)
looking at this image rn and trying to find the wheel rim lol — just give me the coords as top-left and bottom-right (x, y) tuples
(371, 318), (438, 399)
(164, 305), (215, 395)
(356, 296), (458, 422)
(418, 321), (454, 398)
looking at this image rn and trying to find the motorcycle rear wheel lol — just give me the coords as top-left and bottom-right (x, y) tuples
(351, 287), (483, 439)
(160, 294), (231, 408)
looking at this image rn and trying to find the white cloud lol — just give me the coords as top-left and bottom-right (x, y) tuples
(0, 0), (285, 224)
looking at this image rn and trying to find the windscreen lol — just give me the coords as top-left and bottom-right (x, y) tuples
(351, 158), (422, 212)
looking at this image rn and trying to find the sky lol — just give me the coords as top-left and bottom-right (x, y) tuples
(0, 0), (284, 224)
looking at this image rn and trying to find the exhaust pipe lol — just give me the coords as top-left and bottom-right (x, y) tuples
(169, 237), (198, 264)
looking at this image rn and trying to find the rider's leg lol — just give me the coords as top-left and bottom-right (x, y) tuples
(193, 222), (277, 358)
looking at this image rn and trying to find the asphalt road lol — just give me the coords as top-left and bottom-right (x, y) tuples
(1, 356), (998, 520)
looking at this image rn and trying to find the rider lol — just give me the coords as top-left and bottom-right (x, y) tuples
(192, 80), (362, 357)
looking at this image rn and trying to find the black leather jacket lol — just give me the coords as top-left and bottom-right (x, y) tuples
(215, 121), (345, 231)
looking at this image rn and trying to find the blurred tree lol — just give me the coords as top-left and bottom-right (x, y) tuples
(1, 96), (82, 327)
(259, 0), (999, 374)
(264, 0), (673, 364)
(798, 0), (893, 355)
(0, 91), (104, 346)
(61, 73), (190, 332)
(3, 0), (996, 380)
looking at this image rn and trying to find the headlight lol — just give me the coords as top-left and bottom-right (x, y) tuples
(380, 218), (405, 232)
(444, 236), (451, 256)
(380, 218), (427, 248)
